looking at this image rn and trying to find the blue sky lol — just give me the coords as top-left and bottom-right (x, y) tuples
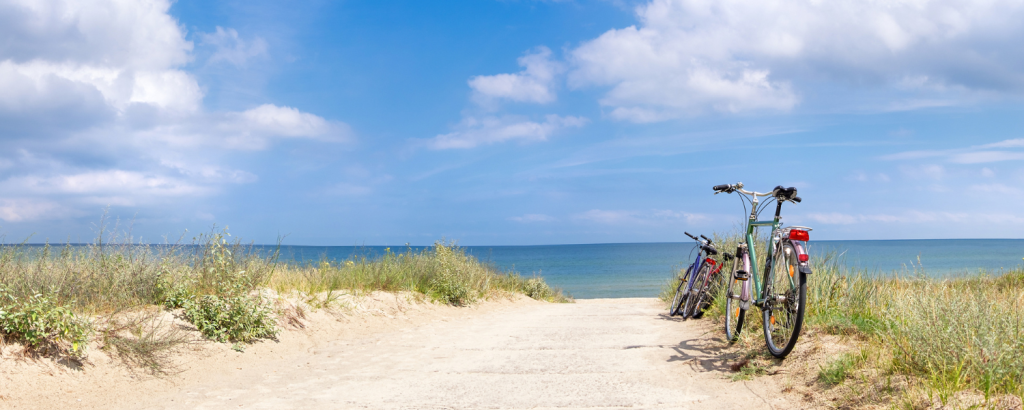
(2, 0), (1024, 245)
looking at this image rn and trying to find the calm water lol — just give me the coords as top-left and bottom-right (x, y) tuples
(269, 239), (1024, 299)
(20, 239), (1023, 299)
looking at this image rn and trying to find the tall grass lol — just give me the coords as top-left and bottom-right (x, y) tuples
(269, 241), (571, 306)
(809, 259), (1024, 400)
(0, 229), (569, 362)
(682, 229), (1024, 401)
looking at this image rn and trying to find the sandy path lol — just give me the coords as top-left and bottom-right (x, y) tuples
(122, 298), (799, 409)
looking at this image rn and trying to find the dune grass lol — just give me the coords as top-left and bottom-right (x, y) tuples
(268, 241), (571, 307)
(0, 227), (569, 365)
(664, 230), (1024, 405)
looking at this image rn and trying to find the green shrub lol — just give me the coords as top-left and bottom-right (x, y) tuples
(181, 294), (278, 345)
(429, 270), (476, 306)
(523, 278), (553, 300)
(0, 288), (91, 358)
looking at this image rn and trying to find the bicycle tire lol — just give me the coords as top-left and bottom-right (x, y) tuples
(691, 267), (720, 319)
(762, 241), (807, 358)
(724, 247), (746, 342)
(682, 263), (710, 319)
(668, 264), (692, 316)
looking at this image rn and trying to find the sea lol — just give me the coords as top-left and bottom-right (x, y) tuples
(268, 239), (1024, 299)
(19, 239), (1023, 299)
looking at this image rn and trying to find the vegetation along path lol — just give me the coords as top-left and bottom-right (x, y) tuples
(123, 298), (800, 409)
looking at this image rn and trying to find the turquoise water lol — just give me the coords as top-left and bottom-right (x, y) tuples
(272, 239), (1024, 299)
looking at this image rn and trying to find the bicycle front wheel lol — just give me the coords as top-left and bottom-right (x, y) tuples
(724, 247), (746, 342)
(668, 265), (692, 316)
(762, 241), (807, 358)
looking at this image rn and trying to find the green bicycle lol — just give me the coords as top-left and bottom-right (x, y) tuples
(713, 183), (813, 358)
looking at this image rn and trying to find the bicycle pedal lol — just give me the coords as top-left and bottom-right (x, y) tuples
(734, 270), (749, 281)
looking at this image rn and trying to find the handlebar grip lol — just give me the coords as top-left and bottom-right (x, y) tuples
(713, 184), (730, 192)
(792, 196), (802, 203)
(700, 234), (711, 243)
(685, 232), (696, 239)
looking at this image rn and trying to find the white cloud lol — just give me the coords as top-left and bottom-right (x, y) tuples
(0, 0), (352, 221)
(200, 27), (268, 67)
(970, 183), (1021, 195)
(159, 160), (258, 184)
(427, 115), (587, 149)
(0, 199), (68, 222)
(807, 211), (1024, 225)
(326, 182), (372, 196)
(899, 164), (945, 180)
(950, 151), (1024, 164)
(574, 209), (711, 225)
(882, 138), (1024, 165)
(509, 214), (555, 223)
(982, 139), (1024, 149)
(469, 47), (563, 105)
(5, 170), (209, 197)
(220, 104), (352, 149)
(0, 0), (192, 69)
(564, 0), (1024, 121)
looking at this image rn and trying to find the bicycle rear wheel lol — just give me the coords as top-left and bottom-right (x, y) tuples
(681, 263), (710, 319)
(762, 241), (807, 358)
(690, 265), (720, 319)
(724, 247), (746, 342)
(668, 265), (692, 316)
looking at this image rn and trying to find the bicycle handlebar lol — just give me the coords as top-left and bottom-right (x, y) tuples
(714, 182), (801, 202)
(684, 232), (697, 240)
(700, 234), (711, 244)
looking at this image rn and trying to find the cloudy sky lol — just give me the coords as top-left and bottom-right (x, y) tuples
(2, 0), (1023, 245)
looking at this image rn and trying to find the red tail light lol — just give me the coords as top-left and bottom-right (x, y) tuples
(798, 254), (809, 262)
(789, 229), (809, 241)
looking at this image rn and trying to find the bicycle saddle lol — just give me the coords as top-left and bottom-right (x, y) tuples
(772, 186), (799, 202)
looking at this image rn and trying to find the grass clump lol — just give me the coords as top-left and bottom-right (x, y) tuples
(0, 287), (91, 359)
(818, 350), (868, 386)
(99, 309), (190, 374)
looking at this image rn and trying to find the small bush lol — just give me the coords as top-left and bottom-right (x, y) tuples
(0, 288), (91, 359)
(181, 294), (278, 345)
(429, 271), (476, 306)
(523, 278), (552, 300)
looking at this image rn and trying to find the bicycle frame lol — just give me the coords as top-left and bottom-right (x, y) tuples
(742, 197), (783, 307)
(684, 246), (706, 296)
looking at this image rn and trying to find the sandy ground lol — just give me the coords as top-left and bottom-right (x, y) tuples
(1, 296), (814, 409)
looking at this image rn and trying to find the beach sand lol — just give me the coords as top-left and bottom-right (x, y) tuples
(1, 295), (814, 409)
